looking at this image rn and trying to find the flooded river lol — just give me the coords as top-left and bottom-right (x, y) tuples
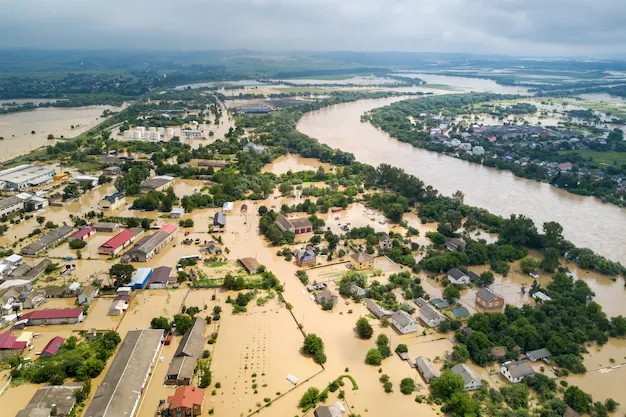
(297, 97), (626, 264)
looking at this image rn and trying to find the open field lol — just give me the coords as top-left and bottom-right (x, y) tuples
(559, 150), (626, 165)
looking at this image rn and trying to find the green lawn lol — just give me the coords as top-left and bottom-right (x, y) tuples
(559, 150), (626, 165)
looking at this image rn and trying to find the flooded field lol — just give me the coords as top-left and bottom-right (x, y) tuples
(262, 154), (333, 176)
(0, 105), (121, 162)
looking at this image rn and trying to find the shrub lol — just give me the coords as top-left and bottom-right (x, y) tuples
(365, 348), (383, 366)
(69, 239), (87, 249)
(400, 378), (416, 395)
(356, 317), (373, 339)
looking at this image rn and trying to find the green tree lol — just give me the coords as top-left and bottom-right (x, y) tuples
(173, 314), (193, 335)
(541, 247), (560, 272)
(69, 239), (87, 249)
(299, 387), (320, 408)
(109, 263), (135, 287)
(302, 334), (326, 364)
(441, 391), (481, 417)
(520, 258), (540, 275)
(150, 316), (171, 332)
(501, 384), (529, 409)
(78, 358), (105, 380)
(399, 378), (416, 395)
(365, 348), (383, 366)
(477, 270), (494, 288)
(430, 370), (465, 400)
(451, 344), (470, 364)
(355, 317), (373, 339)
(443, 285), (461, 304)
(564, 386), (592, 413)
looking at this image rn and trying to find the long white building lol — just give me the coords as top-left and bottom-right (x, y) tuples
(0, 165), (54, 191)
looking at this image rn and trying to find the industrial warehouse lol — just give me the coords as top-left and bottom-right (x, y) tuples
(83, 329), (163, 417)
(0, 164), (54, 191)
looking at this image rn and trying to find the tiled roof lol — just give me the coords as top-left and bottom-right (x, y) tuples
(21, 308), (83, 320)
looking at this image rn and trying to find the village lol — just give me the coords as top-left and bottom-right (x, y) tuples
(0, 91), (623, 417)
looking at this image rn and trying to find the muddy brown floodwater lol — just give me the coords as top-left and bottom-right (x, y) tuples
(297, 97), (626, 264)
(0, 105), (122, 162)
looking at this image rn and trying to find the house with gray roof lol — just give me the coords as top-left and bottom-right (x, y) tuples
(349, 283), (366, 298)
(391, 310), (418, 334)
(525, 348), (552, 362)
(21, 225), (73, 255)
(451, 363), (482, 391)
(16, 383), (82, 417)
(447, 268), (470, 286)
(415, 356), (439, 383)
(419, 304), (446, 328)
(166, 317), (207, 385)
(430, 298), (450, 309)
(365, 299), (392, 319)
(500, 360), (535, 383)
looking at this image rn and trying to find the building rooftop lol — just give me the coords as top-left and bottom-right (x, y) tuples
(41, 336), (65, 356)
(21, 308), (83, 320)
(392, 310), (415, 327)
(16, 384), (82, 417)
(99, 229), (135, 250)
(451, 306), (471, 319)
(526, 348), (552, 361)
(430, 298), (450, 309)
(476, 288), (502, 303)
(239, 257), (260, 273)
(503, 360), (535, 378)
(148, 266), (172, 285)
(170, 207), (185, 215)
(0, 164), (53, 185)
(83, 329), (163, 417)
(167, 386), (205, 410)
(103, 193), (124, 203)
(140, 176), (174, 190)
(129, 268), (152, 287)
(351, 252), (373, 263)
(451, 363), (481, 385)
(448, 268), (467, 280)
(129, 231), (170, 255)
(176, 317), (206, 358)
(71, 227), (94, 240)
(415, 356), (439, 381)
(213, 212), (226, 226)
(420, 304), (445, 322)
(0, 330), (27, 350)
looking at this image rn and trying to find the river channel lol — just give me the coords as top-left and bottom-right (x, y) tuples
(297, 97), (626, 264)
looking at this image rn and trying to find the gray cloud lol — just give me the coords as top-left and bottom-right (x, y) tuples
(0, 0), (624, 57)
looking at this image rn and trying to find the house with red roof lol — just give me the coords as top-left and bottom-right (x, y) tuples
(0, 330), (27, 358)
(98, 229), (136, 256)
(70, 227), (95, 241)
(167, 386), (205, 416)
(20, 308), (84, 325)
(41, 336), (65, 357)
(557, 162), (573, 172)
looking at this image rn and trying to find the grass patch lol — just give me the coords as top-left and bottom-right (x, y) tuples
(559, 150), (626, 165)
(422, 84), (458, 91)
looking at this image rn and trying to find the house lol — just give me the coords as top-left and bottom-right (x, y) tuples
(0, 330), (27, 358)
(350, 252), (374, 271)
(349, 283), (366, 298)
(167, 386), (205, 416)
(109, 298), (129, 316)
(16, 383), (82, 417)
(0, 287), (21, 316)
(116, 287), (131, 296)
(467, 270), (480, 283)
(501, 360), (535, 383)
(70, 227), (95, 241)
(379, 234), (393, 250)
(414, 297), (429, 308)
(314, 405), (342, 417)
(77, 285), (98, 306)
(475, 288), (505, 311)
(491, 347), (507, 359)
(532, 291), (552, 302)
(445, 238), (466, 251)
(100, 193), (125, 210)
(21, 225), (73, 255)
(239, 257), (260, 274)
(66, 282), (81, 296)
(315, 289), (338, 306)
(275, 214), (313, 235)
(450, 306), (471, 320)
(365, 299), (392, 319)
(40, 336), (65, 358)
(447, 268), (470, 286)
(84, 330), (163, 417)
(295, 247), (316, 267)
(213, 212), (226, 230)
(391, 310), (418, 334)
(419, 304), (446, 328)
(558, 162), (573, 171)
(526, 348), (552, 362)
(126, 225), (177, 262)
(139, 175), (174, 193)
(147, 266), (172, 289)
(170, 207), (185, 219)
(74, 175), (99, 188)
(242, 142), (267, 153)
(129, 268), (152, 290)
(91, 222), (120, 233)
(20, 308), (84, 325)
(415, 356), (439, 383)
(430, 298), (450, 309)
(451, 364), (482, 391)
(102, 166), (121, 176)
(98, 229), (136, 256)
(166, 317), (207, 385)
(22, 290), (46, 309)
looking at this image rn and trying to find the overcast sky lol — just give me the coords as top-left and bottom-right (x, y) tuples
(1, 0), (625, 57)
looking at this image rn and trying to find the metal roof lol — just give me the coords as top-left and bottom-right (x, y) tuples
(0, 165), (53, 185)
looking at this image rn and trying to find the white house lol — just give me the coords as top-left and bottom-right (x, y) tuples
(451, 364), (482, 391)
(419, 304), (446, 328)
(447, 268), (470, 286)
(391, 310), (418, 334)
(500, 360), (535, 383)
